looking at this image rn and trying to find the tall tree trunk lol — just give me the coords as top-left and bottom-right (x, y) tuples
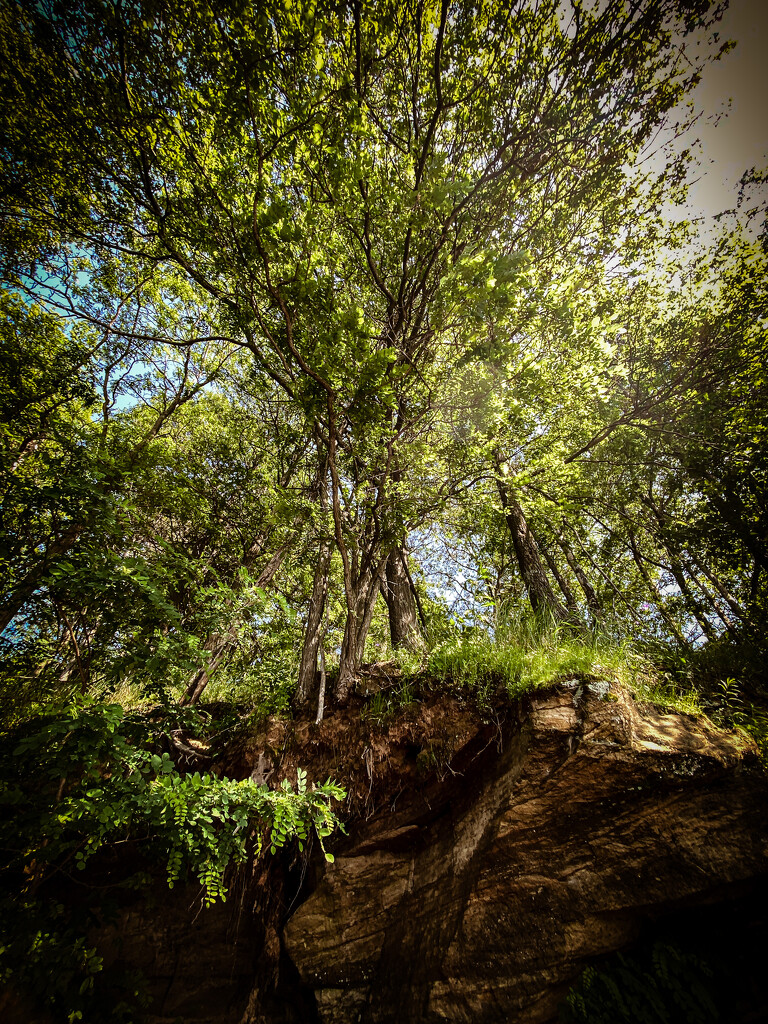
(325, 404), (389, 703)
(639, 495), (720, 641)
(355, 567), (385, 666)
(383, 546), (422, 649)
(494, 457), (568, 621)
(540, 545), (578, 613)
(663, 549), (718, 641)
(748, 562), (766, 627)
(336, 561), (385, 702)
(566, 527), (646, 628)
(295, 445), (334, 705)
(181, 633), (232, 706)
(679, 554), (739, 634)
(556, 526), (602, 620)
(315, 638), (327, 725)
(296, 535), (332, 705)
(686, 550), (747, 624)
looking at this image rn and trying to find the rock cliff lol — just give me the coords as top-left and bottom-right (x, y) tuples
(281, 679), (767, 1022)
(102, 678), (768, 1023)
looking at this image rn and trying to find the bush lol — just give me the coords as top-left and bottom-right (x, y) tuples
(0, 697), (345, 1020)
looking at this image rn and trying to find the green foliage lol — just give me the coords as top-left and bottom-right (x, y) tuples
(705, 677), (768, 762)
(0, 697), (345, 899)
(0, 895), (143, 1024)
(199, 600), (303, 717)
(1, 0), (744, 692)
(630, 640), (768, 748)
(0, 0), (763, 1014)
(561, 942), (718, 1024)
(156, 765), (344, 900)
(0, 698), (345, 1019)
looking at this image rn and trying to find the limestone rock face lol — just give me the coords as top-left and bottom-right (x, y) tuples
(281, 681), (768, 1023)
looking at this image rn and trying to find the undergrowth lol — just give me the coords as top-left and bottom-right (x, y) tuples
(0, 697), (346, 1022)
(630, 673), (704, 717)
(419, 616), (767, 755)
(110, 613), (768, 760)
(360, 678), (419, 726)
(561, 940), (718, 1023)
(425, 614), (641, 705)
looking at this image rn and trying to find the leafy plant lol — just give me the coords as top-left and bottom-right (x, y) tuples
(0, 698), (345, 1019)
(704, 677), (768, 761)
(561, 941), (719, 1024)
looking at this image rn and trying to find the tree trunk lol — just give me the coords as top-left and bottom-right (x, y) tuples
(679, 554), (739, 634)
(556, 526), (602, 620)
(564, 527), (647, 628)
(296, 535), (332, 705)
(315, 639), (327, 725)
(748, 561), (766, 628)
(383, 547), (422, 649)
(638, 495), (719, 641)
(336, 561), (385, 702)
(686, 550), (747, 624)
(355, 569), (383, 666)
(664, 550), (718, 642)
(495, 459), (568, 621)
(181, 633), (232, 706)
(540, 545), (578, 614)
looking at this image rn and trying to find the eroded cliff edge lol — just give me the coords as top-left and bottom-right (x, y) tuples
(277, 679), (767, 1024)
(105, 678), (768, 1023)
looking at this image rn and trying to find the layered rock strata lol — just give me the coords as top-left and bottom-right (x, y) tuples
(281, 680), (767, 1023)
(85, 678), (767, 1023)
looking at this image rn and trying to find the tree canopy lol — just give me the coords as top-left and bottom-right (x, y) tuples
(4, 0), (763, 715)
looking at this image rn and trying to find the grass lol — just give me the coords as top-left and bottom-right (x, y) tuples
(360, 678), (418, 726)
(357, 611), (692, 717)
(425, 612), (643, 705)
(421, 613), (763, 729)
(630, 673), (704, 717)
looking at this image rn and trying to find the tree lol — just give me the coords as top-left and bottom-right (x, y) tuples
(1, 0), (732, 697)
(442, 225), (768, 651)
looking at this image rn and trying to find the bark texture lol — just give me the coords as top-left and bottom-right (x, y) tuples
(296, 536), (332, 706)
(541, 544), (578, 613)
(383, 547), (421, 648)
(335, 563), (385, 702)
(556, 526), (602, 619)
(496, 477), (568, 620)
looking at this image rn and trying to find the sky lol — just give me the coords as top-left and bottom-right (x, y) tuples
(674, 0), (768, 225)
